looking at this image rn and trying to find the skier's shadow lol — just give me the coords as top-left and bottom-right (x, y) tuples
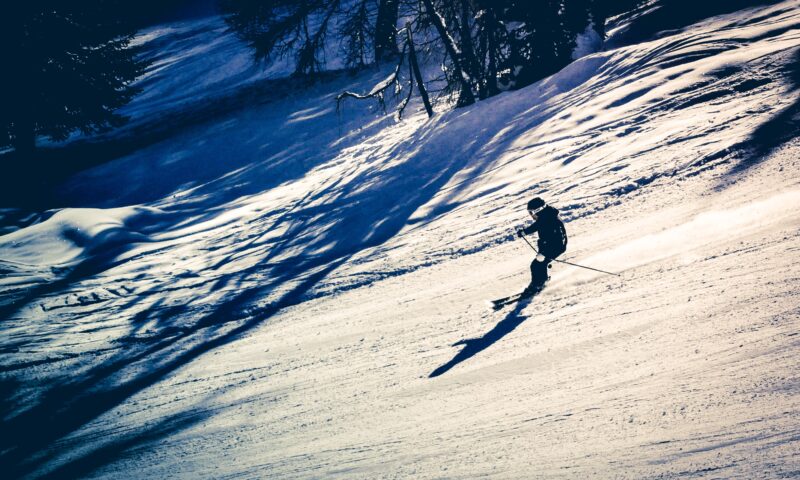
(429, 294), (535, 378)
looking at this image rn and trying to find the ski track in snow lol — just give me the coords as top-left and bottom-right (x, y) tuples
(1, 2), (800, 478)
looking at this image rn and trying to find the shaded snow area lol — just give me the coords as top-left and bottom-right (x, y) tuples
(2, 2), (800, 478)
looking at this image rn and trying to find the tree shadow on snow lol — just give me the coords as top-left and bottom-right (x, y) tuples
(429, 295), (535, 378)
(0, 97), (484, 478)
(0, 258), (341, 478)
(717, 47), (800, 181)
(36, 407), (214, 480)
(608, 0), (785, 49)
(2, 65), (602, 472)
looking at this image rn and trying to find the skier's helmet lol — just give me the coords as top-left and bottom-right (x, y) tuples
(527, 197), (546, 214)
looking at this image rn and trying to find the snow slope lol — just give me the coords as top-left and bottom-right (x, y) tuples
(1, 2), (799, 478)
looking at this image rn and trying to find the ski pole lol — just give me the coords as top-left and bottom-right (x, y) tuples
(519, 231), (620, 277)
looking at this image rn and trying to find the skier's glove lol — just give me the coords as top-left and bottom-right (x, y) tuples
(516, 229), (524, 238)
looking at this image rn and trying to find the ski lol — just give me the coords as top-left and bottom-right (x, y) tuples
(489, 292), (524, 310)
(490, 286), (546, 310)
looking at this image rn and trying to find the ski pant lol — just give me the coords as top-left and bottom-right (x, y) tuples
(528, 256), (552, 290)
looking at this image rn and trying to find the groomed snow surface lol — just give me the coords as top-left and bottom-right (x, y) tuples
(1, 2), (800, 478)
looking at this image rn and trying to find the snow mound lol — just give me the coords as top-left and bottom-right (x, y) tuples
(0, 207), (150, 267)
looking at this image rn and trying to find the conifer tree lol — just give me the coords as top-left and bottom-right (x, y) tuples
(0, 1), (146, 156)
(374, 0), (400, 62)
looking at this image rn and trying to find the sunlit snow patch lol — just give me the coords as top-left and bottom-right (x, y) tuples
(553, 188), (800, 288)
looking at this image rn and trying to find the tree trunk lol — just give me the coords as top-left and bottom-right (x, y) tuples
(374, 0), (400, 63)
(407, 28), (434, 118)
(458, 0), (479, 82)
(485, 27), (499, 97)
(590, 1), (607, 40)
(476, 6), (499, 99)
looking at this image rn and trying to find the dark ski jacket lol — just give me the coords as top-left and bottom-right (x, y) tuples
(522, 205), (568, 259)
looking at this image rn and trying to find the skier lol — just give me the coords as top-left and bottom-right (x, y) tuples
(516, 197), (568, 297)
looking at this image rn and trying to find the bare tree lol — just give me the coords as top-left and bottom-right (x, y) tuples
(337, 24), (433, 119)
(419, 0), (475, 106)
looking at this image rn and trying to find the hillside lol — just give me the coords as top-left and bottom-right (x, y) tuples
(1, 2), (799, 478)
